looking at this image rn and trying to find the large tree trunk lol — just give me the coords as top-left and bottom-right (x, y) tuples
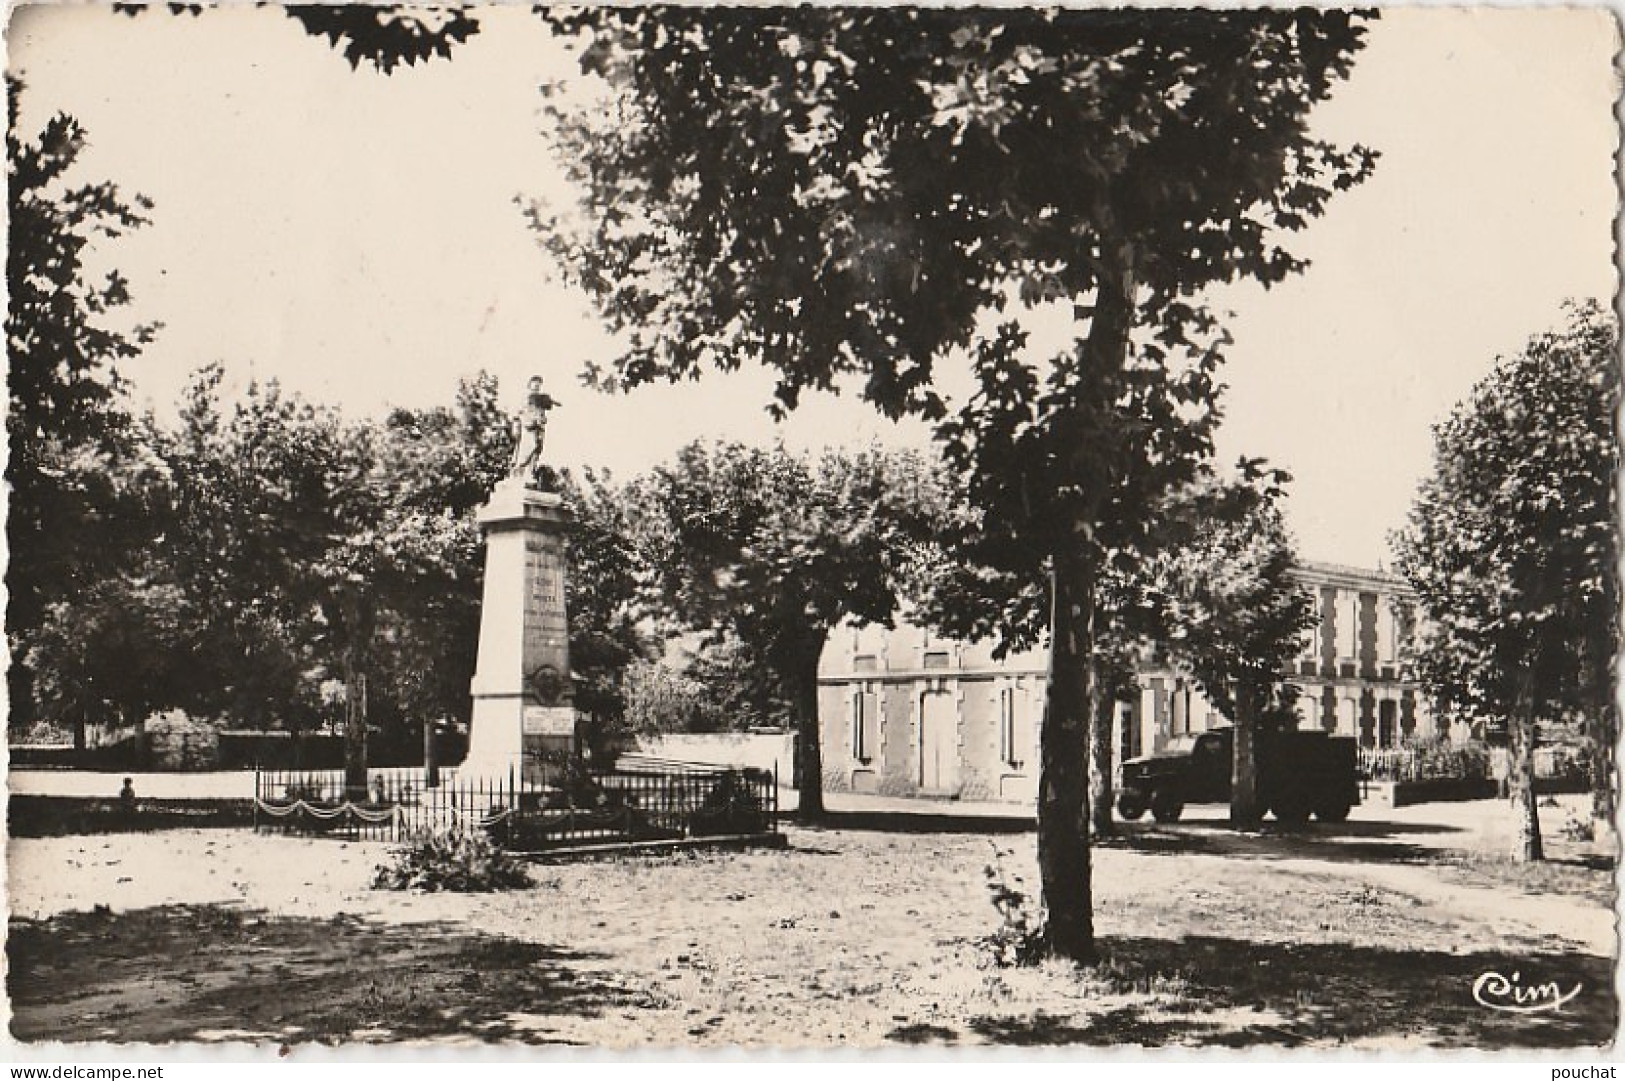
(1034, 239), (1138, 960)
(342, 590), (375, 802)
(424, 715), (440, 788)
(1508, 665), (1543, 862)
(1038, 554), (1098, 962)
(1581, 616), (1615, 823)
(788, 647), (825, 823)
(344, 667), (369, 801)
(1088, 692), (1116, 838)
(8, 663), (36, 738)
(1590, 705), (1616, 824)
(1231, 681), (1262, 828)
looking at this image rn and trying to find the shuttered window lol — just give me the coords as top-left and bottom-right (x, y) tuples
(999, 688), (1015, 765)
(1000, 684), (1033, 769)
(1301, 590), (1322, 659)
(852, 688), (879, 762)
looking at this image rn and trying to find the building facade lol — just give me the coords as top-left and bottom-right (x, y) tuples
(816, 560), (1439, 803)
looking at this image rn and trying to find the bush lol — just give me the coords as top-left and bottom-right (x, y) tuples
(1558, 812), (1596, 843)
(979, 844), (1044, 968)
(371, 828), (534, 892)
(1410, 737), (1492, 782)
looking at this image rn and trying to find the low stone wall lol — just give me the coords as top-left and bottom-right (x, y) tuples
(1391, 777), (1499, 807)
(635, 731), (795, 780)
(217, 731), (345, 770)
(1387, 774), (1587, 807)
(146, 713), (220, 771)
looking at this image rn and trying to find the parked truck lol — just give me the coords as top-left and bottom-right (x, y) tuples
(1116, 726), (1359, 824)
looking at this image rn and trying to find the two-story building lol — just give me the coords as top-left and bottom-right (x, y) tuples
(816, 559), (1439, 804)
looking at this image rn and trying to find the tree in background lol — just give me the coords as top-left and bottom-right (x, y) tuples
(364, 373), (514, 761)
(6, 80), (159, 739)
(156, 369), (373, 781)
(534, 7), (1377, 961)
(1393, 300), (1618, 859)
(555, 466), (653, 760)
(27, 574), (197, 739)
(148, 369), (506, 790)
(631, 441), (943, 821)
(1146, 480), (1315, 827)
(683, 635), (795, 733)
(24, 362), (656, 779)
(619, 637), (793, 743)
(908, 462), (1303, 836)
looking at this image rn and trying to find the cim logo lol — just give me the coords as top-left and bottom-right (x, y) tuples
(1473, 970), (1582, 1014)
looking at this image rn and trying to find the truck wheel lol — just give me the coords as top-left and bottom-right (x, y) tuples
(1150, 790), (1184, 823)
(1314, 801), (1351, 823)
(1117, 792), (1148, 821)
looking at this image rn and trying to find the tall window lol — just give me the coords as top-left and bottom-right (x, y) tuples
(1375, 600), (1395, 665)
(999, 687), (1016, 766)
(1298, 687), (1320, 728)
(1301, 589), (1322, 659)
(999, 684), (1033, 768)
(850, 689), (878, 763)
(1118, 701), (1142, 761)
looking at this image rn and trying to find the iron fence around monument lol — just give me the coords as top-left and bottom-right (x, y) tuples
(252, 756), (779, 849)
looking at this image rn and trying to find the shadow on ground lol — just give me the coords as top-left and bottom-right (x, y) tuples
(798, 810), (1036, 835)
(1105, 818), (1471, 866)
(1105, 820), (1615, 907)
(8, 904), (651, 1044)
(957, 934), (1617, 1049)
(795, 808), (1476, 848)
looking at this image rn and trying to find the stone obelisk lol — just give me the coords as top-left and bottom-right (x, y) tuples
(462, 377), (574, 782)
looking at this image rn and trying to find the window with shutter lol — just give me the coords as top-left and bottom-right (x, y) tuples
(1001, 683), (1033, 769)
(999, 688), (1014, 766)
(1303, 589), (1323, 660)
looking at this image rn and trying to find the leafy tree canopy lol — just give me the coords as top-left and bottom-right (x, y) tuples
(1144, 479), (1313, 722)
(535, 6), (1375, 423)
(1393, 300), (1618, 847)
(112, 4), (480, 73)
(1394, 300), (1618, 731)
(630, 439), (947, 816)
(7, 80), (160, 729)
(555, 465), (653, 755)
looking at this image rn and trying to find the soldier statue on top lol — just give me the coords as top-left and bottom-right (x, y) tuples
(509, 375), (559, 486)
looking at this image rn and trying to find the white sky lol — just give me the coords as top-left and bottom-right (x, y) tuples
(7, 4), (1620, 569)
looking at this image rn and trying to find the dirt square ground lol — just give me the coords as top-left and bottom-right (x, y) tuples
(6, 794), (1616, 1049)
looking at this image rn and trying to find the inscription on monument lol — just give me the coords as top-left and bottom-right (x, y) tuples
(525, 539), (565, 606)
(522, 705), (577, 737)
(521, 535), (572, 699)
